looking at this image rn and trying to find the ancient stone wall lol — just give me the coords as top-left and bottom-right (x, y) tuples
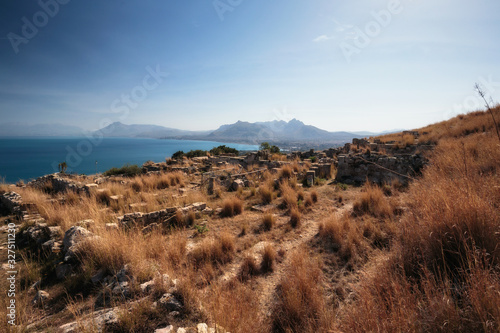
(335, 153), (426, 185)
(28, 174), (90, 195)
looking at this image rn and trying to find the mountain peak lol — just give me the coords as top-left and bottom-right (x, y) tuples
(288, 118), (303, 125)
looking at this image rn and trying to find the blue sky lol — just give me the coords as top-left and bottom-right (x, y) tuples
(1, 0), (500, 132)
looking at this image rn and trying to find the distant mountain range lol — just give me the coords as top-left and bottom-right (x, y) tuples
(95, 119), (375, 148)
(0, 120), (401, 148)
(95, 121), (210, 139)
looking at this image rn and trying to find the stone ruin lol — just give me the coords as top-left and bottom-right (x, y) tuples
(335, 152), (426, 185)
(27, 174), (95, 195)
(117, 202), (209, 233)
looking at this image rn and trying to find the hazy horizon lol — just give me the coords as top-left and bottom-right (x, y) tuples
(1, 0), (500, 133)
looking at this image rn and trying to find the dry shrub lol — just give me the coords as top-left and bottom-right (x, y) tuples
(310, 190), (318, 203)
(191, 233), (235, 268)
(270, 250), (328, 333)
(280, 181), (298, 209)
(164, 234), (187, 268)
(155, 174), (171, 189)
(304, 196), (313, 208)
(259, 183), (274, 204)
(95, 189), (111, 206)
(262, 213), (275, 231)
(279, 165), (293, 179)
(402, 134), (415, 146)
(74, 230), (164, 281)
(297, 190), (305, 202)
(261, 244), (276, 273)
(238, 256), (259, 282)
(130, 179), (144, 192)
(175, 209), (185, 227)
(352, 182), (392, 218)
(289, 208), (301, 228)
(318, 215), (367, 263)
(221, 196), (243, 217)
(185, 210), (196, 226)
(205, 282), (264, 333)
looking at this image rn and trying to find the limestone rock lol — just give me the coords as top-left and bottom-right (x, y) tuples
(231, 179), (245, 191)
(32, 290), (49, 306)
(140, 280), (155, 294)
(63, 226), (93, 261)
(155, 325), (174, 333)
(159, 293), (183, 312)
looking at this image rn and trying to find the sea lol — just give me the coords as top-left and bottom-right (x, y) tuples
(0, 137), (258, 184)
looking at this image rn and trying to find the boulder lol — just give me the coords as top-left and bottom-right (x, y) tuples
(63, 226), (93, 261)
(231, 179), (245, 191)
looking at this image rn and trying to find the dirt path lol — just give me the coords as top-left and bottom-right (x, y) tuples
(256, 200), (353, 318)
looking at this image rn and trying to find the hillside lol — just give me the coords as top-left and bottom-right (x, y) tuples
(1, 107), (499, 332)
(96, 122), (210, 139)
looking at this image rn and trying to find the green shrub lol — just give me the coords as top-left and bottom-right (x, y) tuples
(103, 164), (142, 177)
(210, 145), (239, 156)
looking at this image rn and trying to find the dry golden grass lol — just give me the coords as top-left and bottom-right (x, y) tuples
(221, 196), (243, 217)
(418, 106), (500, 144)
(289, 207), (301, 228)
(278, 165), (293, 179)
(204, 282), (264, 333)
(270, 250), (329, 333)
(261, 244), (276, 273)
(280, 181), (298, 210)
(262, 213), (275, 231)
(352, 182), (392, 218)
(335, 124), (500, 331)
(238, 256), (259, 282)
(190, 232), (236, 268)
(318, 215), (369, 264)
(310, 189), (318, 203)
(259, 183), (275, 204)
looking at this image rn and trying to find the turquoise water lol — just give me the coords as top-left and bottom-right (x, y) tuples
(0, 137), (258, 184)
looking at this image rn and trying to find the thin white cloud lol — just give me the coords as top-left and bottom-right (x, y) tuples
(313, 35), (333, 42)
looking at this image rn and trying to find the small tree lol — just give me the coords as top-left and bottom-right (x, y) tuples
(58, 161), (67, 173)
(270, 145), (280, 154)
(260, 142), (271, 151)
(172, 151), (184, 160)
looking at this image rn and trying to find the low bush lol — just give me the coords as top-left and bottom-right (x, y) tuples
(238, 256), (259, 282)
(262, 213), (275, 231)
(221, 197), (243, 217)
(289, 208), (301, 228)
(103, 164), (142, 177)
(261, 244), (276, 273)
(352, 182), (392, 218)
